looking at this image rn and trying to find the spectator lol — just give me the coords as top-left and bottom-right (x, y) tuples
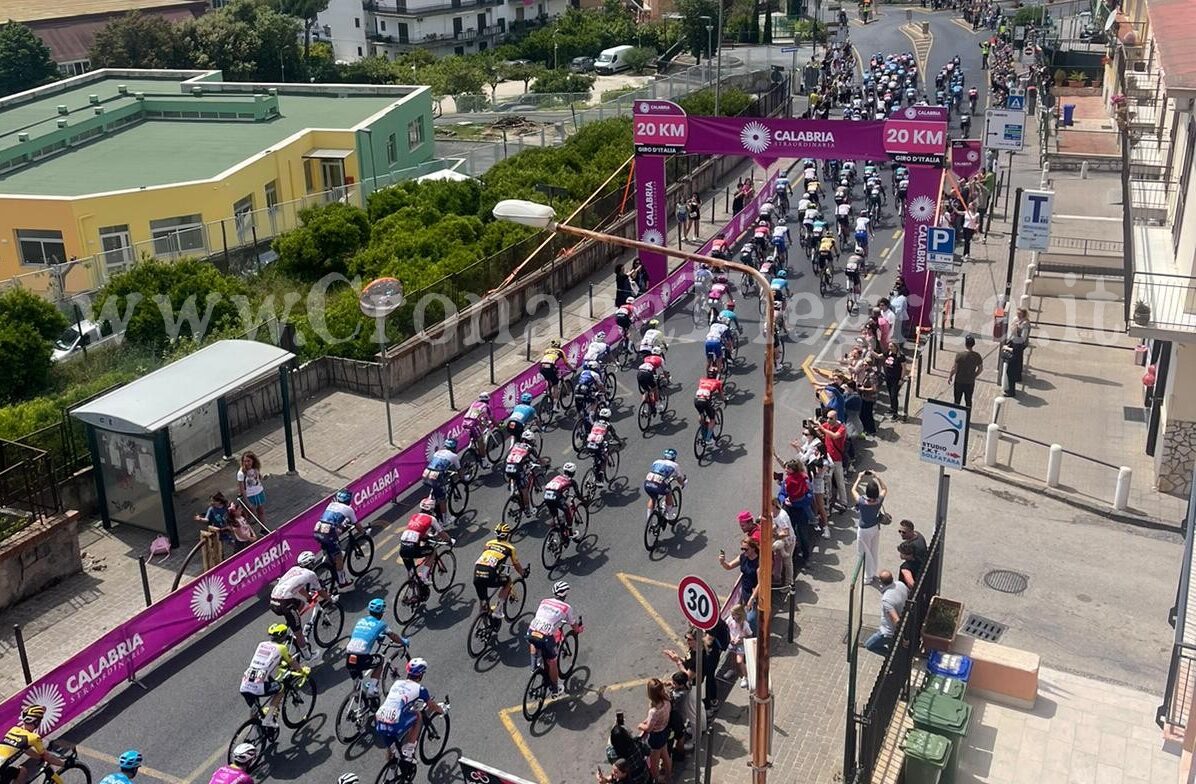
(226, 500), (259, 546)
(1003, 307), (1031, 397)
(864, 571), (908, 655)
(606, 714), (650, 783)
(851, 470), (888, 583)
(629, 257), (650, 295)
(881, 342), (908, 420)
(972, 177), (992, 237)
(857, 363), (880, 437)
(726, 605), (752, 688)
(195, 492), (235, 550)
(948, 334), (983, 408)
(898, 519), (929, 562)
(719, 537), (760, 631)
(663, 629), (720, 711)
(898, 541), (922, 589)
(889, 288), (909, 346)
(686, 195), (701, 242)
(736, 509), (761, 545)
(817, 412), (849, 509)
(961, 202), (981, 259)
(675, 199), (689, 242)
(637, 678), (672, 783)
(615, 263), (634, 308)
(807, 442), (832, 537)
(236, 451), (266, 526)
(666, 671), (692, 760)
(843, 380), (864, 440)
(594, 759), (633, 783)
(769, 497), (796, 586)
(776, 459), (812, 562)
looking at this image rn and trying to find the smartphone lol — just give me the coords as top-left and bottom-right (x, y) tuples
(719, 548), (726, 559)
(616, 711), (625, 727)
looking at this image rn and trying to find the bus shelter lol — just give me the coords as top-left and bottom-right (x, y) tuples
(71, 340), (297, 546)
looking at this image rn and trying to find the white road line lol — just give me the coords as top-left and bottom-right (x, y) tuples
(1053, 214), (1122, 221)
(813, 235), (904, 365)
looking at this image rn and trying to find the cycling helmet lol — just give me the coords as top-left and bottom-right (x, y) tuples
(553, 580), (571, 598)
(118, 750), (143, 771)
(296, 550), (318, 569)
(625, 296), (635, 305)
(597, 407), (612, 420)
(335, 489), (352, 504)
(595, 330), (606, 341)
(585, 360), (601, 371)
(419, 497), (436, 513)
(520, 392), (533, 405)
(494, 523), (514, 540)
(232, 743), (258, 765)
(268, 623), (290, 642)
(726, 300), (736, 310)
(778, 269), (789, 278)
(20, 705), (44, 724)
(647, 319), (660, 329)
(407, 657), (428, 678)
(550, 339), (561, 348)
(562, 462), (577, 477)
(368, 598), (386, 616)
(651, 346), (664, 356)
(338, 775), (361, 784)
(443, 437), (458, 451)
(478, 392), (490, 402)
(662, 448), (678, 461)
(706, 366), (718, 379)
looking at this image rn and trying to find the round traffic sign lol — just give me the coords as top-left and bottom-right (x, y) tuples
(1024, 46), (1034, 57)
(678, 575), (719, 630)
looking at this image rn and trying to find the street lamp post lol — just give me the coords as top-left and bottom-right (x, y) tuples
(361, 126), (379, 198)
(715, 0), (724, 115)
(493, 199), (776, 783)
(700, 15), (713, 82)
(359, 277), (405, 446)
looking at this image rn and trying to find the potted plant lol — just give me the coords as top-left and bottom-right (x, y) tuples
(1054, 68), (1068, 87)
(1069, 70), (1088, 86)
(1134, 299), (1152, 326)
(922, 596), (964, 652)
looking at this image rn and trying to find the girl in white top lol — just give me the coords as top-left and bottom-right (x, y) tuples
(237, 451), (266, 525)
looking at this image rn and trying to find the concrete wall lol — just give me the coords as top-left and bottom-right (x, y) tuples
(0, 511), (82, 612)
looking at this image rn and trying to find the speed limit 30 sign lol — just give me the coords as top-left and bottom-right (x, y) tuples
(678, 575), (720, 630)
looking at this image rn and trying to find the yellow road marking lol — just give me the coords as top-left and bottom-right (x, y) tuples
(620, 572), (676, 590)
(615, 572), (684, 646)
(78, 746), (188, 784)
(180, 744), (230, 784)
(951, 18), (979, 33)
(383, 541), (403, 561)
(498, 708), (552, 784)
(823, 321), (837, 337)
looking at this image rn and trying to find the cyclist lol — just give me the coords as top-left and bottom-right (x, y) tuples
(710, 233), (731, 260)
(854, 213), (872, 257)
(573, 362), (602, 425)
(421, 437), (461, 525)
(769, 268), (791, 307)
(0, 706), (61, 784)
(583, 408), (616, 487)
(504, 392), (538, 443)
(960, 113), (972, 138)
(584, 331), (610, 364)
(345, 598), (407, 698)
(336, 776), (359, 784)
(474, 524), (527, 624)
(639, 319), (667, 358)
(757, 197), (776, 228)
(801, 202), (819, 245)
(895, 171), (909, 216)
(810, 213), (830, 260)
(818, 232), (839, 266)
(705, 320), (730, 377)
(614, 297), (638, 350)
(527, 581), (583, 697)
(694, 368), (725, 444)
(845, 254), (864, 309)
(375, 659), (447, 774)
(774, 174), (792, 215)
(835, 200), (853, 243)
(463, 392), (495, 467)
(539, 340), (574, 414)
(504, 430), (542, 513)
(637, 347), (667, 414)
(240, 623), (309, 729)
(643, 449), (686, 525)
(771, 223), (791, 264)
(399, 498), (453, 601)
(706, 275), (731, 325)
(805, 177), (824, 205)
(98, 750), (143, 784)
(269, 551), (329, 656)
(891, 165), (908, 193)
(313, 489), (364, 591)
(752, 222), (771, 259)
(209, 745), (257, 784)
(543, 463), (583, 542)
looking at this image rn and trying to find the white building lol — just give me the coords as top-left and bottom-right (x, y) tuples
(314, 0), (568, 63)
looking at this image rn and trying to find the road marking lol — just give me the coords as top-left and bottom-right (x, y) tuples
(899, 24), (933, 77)
(383, 541), (403, 561)
(616, 572), (684, 645)
(813, 233), (904, 367)
(823, 321), (837, 337)
(77, 746), (188, 784)
(1054, 214), (1122, 221)
(180, 743), (229, 784)
(498, 708), (552, 784)
(951, 18), (979, 33)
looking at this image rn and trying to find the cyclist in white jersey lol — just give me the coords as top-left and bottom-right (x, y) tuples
(526, 581), (582, 697)
(584, 331), (610, 363)
(269, 552), (330, 655)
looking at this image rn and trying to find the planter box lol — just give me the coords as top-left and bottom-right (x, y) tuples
(922, 596), (964, 653)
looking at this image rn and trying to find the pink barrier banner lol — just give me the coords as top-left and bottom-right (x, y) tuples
(0, 171), (777, 736)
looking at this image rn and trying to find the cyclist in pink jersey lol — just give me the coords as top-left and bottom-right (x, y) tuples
(208, 744), (256, 784)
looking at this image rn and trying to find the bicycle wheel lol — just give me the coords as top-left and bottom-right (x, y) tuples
(666, 486), (683, 522)
(282, 675), (318, 727)
(484, 429), (505, 465)
(374, 759), (408, 784)
(447, 480), (469, 517)
(580, 468), (597, 503)
(693, 426), (708, 461)
(819, 272), (828, 298)
(504, 577), (527, 621)
(459, 449), (480, 486)
(542, 525), (566, 570)
(347, 534), (375, 576)
(315, 563), (336, 594)
(432, 549), (457, 593)
(637, 401), (652, 433)
(419, 711), (451, 765)
(607, 446), (621, 478)
(571, 419), (587, 455)
(558, 378), (575, 410)
(643, 511), (664, 552)
(522, 669), (549, 721)
(558, 630), (580, 680)
(574, 502), (589, 541)
(394, 578), (423, 625)
(502, 494), (523, 527)
(603, 371), (617, 399)
(312, 602), (344, 648)
(529, 471), (545, 510)
(335, 689), (369, 743)
(774, 337), (787, 367)
(659, 383), (671, 413)
(57, 762), (92, 784)
(713, 408), (724, 441)
(228, 719), (267, 769)
(467, 612), (495, 658)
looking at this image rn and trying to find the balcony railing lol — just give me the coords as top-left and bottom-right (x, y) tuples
(365, 0), (501, 15)
(1128, 272), (1196, 333)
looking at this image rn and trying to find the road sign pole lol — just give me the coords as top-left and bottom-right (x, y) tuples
(694, 640), (704, 784)
(1004, 187), (1023, 303)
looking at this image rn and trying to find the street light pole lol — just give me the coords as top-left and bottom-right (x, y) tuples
(361, 126), (379, 198)
(715, 0), (724, 115)
(492, 199), (776, 783)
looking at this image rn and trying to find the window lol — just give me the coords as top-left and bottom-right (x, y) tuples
(398, 22), (409, 43)
(150, 215), (205, 258)
(265, 181), (279, 211)
(380, 19), (387, 31)
(16, 229), (66, 266)
(98, 225), (133, 273)
(357, 46), (363, 57)
(407, 119), (425, 151)
(233, 195), (255, 244)
(354, 16), (361, 27)
(386, 133), (397, 164)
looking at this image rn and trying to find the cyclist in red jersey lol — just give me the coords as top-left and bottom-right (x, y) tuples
(693, 368), (725, 443)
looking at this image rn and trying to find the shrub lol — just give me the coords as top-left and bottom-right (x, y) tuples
(0, 288), (67, 342)
(0, 324), (52, 404)
(274, 202), (371, 280)
(531, 69), (596, 95)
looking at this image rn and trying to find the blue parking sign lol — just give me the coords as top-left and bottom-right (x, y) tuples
(927, 227), (957, 271)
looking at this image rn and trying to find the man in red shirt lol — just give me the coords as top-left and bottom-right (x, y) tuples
(736, 509), (761, 543)
(818, 411), (849, 509)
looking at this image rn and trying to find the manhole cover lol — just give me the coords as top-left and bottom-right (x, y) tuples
(983, 569), (1029, 594)
(961, 613), (1007, 642)
(1124, 406), (1147, 423)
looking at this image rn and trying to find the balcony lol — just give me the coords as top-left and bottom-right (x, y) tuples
(365, 0), (501, 16)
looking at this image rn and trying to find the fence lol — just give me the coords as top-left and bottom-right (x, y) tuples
(982, 425), (1134, 510)
(0, 440), (62, 538)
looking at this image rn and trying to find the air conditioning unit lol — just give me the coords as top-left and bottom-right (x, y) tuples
(1133, 60), (1146, 72)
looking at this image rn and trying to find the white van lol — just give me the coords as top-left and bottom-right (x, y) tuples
(595, 45), (635, 75)
(51, 319), (121, 362)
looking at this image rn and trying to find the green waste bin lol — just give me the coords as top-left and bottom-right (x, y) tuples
(909, 691), (972, 784)
(925, 674), (967, 700)
(902, 729), (951, 784)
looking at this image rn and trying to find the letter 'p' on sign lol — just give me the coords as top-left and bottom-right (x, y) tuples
(928, 227), (955, 255)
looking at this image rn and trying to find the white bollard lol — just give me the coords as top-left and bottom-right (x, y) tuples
(985, 423), (1001, 467)
(1080, 159), (1089, 179)
(992, 395), (1007, 425)
(1047, 444), (1063, 487)
(1019, 293), (1031, 311)
(1027, 263), (1037, 280)
(1114, 466), (1133, 511)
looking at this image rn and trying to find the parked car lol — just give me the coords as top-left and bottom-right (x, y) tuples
(594, 45), (635, 75)
(569, 56), (595, 73)
(1079, 26), (1106, 43)
(51, 319), (122, 362)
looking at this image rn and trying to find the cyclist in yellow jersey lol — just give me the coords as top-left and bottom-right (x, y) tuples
(473, 524), (527, 625)
(0, 706), (61, 784)
(539, 340), (574, 412)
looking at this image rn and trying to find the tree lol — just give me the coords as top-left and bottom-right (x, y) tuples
(502, 61), (545, 92)
(674, 0), (720, 60)
(269, 0), (331, 59)
(273, 202), (371, 279)
(0, 324), (53, 403)
(0, 289), (67, 342)
(339, 56), (395, 84)
(89, 12), (185, 68)
(477, 53), (504, 101)
(621, 46), (655, 75)
(0, 21), (56, 98)
(178, 0), (303, 81)
(531, 69), (596, 95)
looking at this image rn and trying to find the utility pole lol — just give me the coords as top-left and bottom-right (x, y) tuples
(715, 0), (724, 115)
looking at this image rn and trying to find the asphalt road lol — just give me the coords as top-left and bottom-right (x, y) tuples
(61, 17), (985, 784)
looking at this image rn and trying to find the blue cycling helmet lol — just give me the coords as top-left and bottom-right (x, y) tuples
(118, 750), (143, 771)
(520, 392), (533, 405)
(444, 437), (457, 451)
(335, 488), (351, 504)
(662, 448), (678, 461)
(368, 598), (385, 616)
(407, 657), (428, 678)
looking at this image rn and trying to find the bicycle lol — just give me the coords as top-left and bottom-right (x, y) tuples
(313, 527), (375, 594)
(459, 421), (504, 484)
(580, 442), (620, 500)
(502, 457), (548, 526)
(503, 422), (543, 456)
(374, 696), (452, 783)
(818, 259), (835, 298)
(693, 405), (724, 462)
(289, 594), (345, 657)
(228, 668), (317, 770)
(394, 541), (457, 625)
(467, 568), (529, 658)
(522, 620), (581, 721)
(637, 378), (671, 433)
(643, 483), (684, 552)
(426, 469), (470, 520)
(845, 272), (863, 316)
(572, 414), (619, 456)
(541, 494), (591, 571)
(335, 637), (412, 744)
(23, 744), (91, 784)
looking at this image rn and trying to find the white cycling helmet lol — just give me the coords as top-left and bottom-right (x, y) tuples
(553, 580), (571, 598)
(597, 407), (612, 420)
(296, 551), (318, 569)
(232, 743), (258, 765)
(562, 462), (577, 476)
(651, 346), (664, 356)
(595, 330), (606, 340)
(338, 775), (360, 784)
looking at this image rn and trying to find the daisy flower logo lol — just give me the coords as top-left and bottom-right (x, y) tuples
(907, 195), (936, 223)
(904, 107), (918, 120)
(22, 685), (64, 733)
(660, 283), (673, 304)
(190, 575), (228, 621)
(641, 228), (664, 246)
(638, 102), (650, 113)
(966, 150), (980, 162)
(501, 383), (519, 410)
(567, 343), (582, 366)
(425, 431), (446, 461)
(739, 122), (771, 155)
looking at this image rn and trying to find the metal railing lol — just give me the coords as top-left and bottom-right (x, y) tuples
(1160, 642), (1196, 729)
(0, 440), (62, 531)
(1128, 272), (1196, 331)
(366, 0), (501, 15)
(1047, 235), (1124, 256)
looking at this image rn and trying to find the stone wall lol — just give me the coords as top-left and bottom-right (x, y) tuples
(0, 511), (82, 612)
(1157, 418), (1196, 496)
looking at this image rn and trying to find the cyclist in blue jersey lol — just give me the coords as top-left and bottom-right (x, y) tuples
(421, 438), (461, 525)
(770, 268), (791, 305)
(705, 321), (730, 376)
(643, 449), (687, 525)
(773, 176), (792, 216)
(771, 224), (791, 264)
(574, 361), (603, 425)
(717, 300), (740, 336)
(99, 751), (143, 784)
(345, 598), (408, 702)
(314, 489), (366, 590)
(504, 392), (538, 443)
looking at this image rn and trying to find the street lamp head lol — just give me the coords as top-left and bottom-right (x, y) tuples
(492, 199), (557, 229)
(359, 276), (404, 319)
